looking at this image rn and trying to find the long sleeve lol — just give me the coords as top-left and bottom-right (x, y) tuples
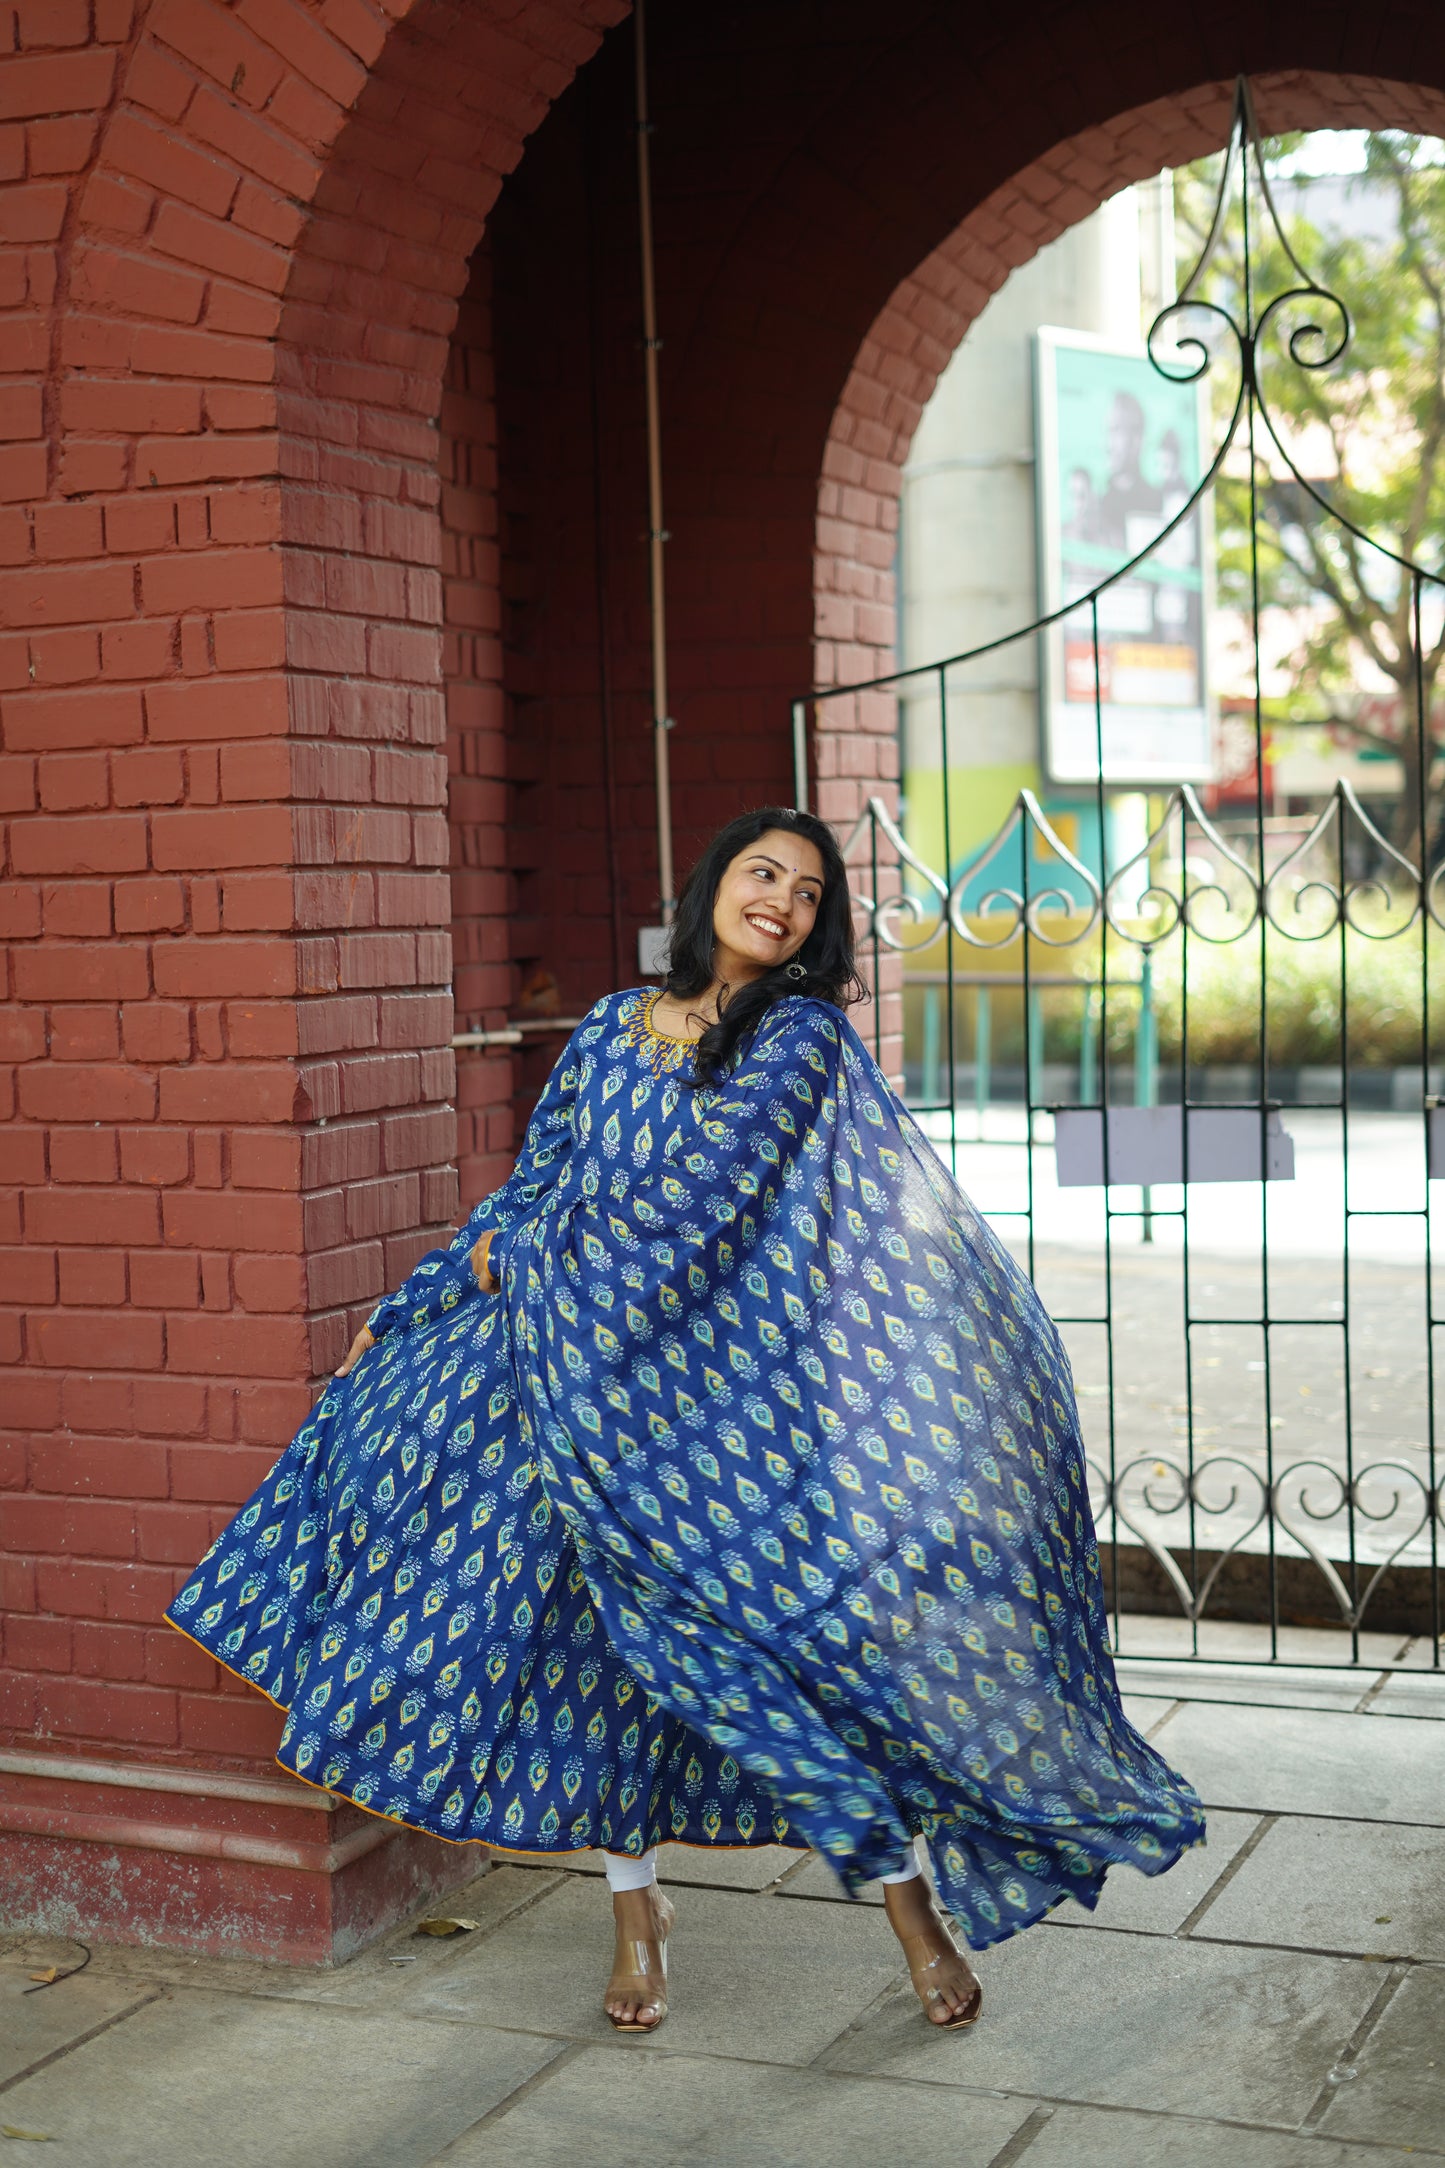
(365, 1006), (595, 1342)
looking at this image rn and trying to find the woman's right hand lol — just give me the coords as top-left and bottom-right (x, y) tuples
(336, 1325), (375, 1378)
(471, 1229), (500, 1293)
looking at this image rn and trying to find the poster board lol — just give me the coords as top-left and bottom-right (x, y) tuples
(1035, 326), (1214, 785)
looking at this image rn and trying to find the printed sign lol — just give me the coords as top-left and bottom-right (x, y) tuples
(1035, 327), (1214, 784)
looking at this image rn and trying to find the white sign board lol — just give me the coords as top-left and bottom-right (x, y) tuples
(1054, 1106), (1296, 1188)
(1035, 327), (1215, 785)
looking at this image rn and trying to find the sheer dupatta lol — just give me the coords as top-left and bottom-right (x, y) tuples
(513, 996), (1203, 1946)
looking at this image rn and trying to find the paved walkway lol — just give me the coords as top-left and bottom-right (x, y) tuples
(5, 1639), (1445, 2167)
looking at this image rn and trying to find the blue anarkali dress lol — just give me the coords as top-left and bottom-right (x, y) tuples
(168, 988), (1203, 1949)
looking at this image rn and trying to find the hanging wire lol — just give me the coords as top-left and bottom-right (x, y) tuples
(633, 0), (676, 927)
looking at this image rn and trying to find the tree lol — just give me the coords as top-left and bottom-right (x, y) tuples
(1174, 133), (1445, 858)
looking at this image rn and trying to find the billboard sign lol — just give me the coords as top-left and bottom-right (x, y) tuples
(1035, 326), (1214, 785)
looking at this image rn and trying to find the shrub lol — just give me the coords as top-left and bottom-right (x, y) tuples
(1110, 925), (1445, 1068)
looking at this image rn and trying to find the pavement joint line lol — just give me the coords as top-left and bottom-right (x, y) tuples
(772, 2057), (1445, 2152)
(446, 2033), (1030, 2099)
(767, 1848), (825, 1893)
(981, 2104), (1055, 2167)
(0, 1984), (163, 2095)
(1298, 1957), (1414, 2132)
(418, 2036), (589, 2162)
(1354, 1639), (1415, 1712)
(914, 2065), (1445, 2152)
(1194, 1800), (1445, 1828)
(1140, 1695), (1186, 1738)
(802, 1967), (918, 2069)
(1172, 1810), (1277, 1938)
(1186, 1933), (1441, 1969)
(1035, 1914), (1445, 1970)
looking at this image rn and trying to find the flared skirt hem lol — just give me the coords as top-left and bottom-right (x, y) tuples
(165, 1610), (803, 1862)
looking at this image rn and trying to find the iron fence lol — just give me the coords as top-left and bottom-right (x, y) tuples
(792, 83), (1445, 1669)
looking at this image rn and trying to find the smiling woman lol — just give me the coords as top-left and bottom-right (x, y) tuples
(653, 809), (868, 1086)
(165, 806), (1203, 2037)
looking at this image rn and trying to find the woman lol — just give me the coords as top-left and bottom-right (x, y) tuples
(168, 807), (1204, 2032)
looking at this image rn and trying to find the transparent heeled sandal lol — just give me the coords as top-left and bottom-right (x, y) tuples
(898, 1929), (983, 2029)
(604, 1893), (674, 2032)
(884, 1883), (983, 2031)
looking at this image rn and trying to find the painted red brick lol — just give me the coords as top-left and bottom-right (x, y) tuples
(12, 815), (149, 875)
(14, 944), (150, 1002)
(28, 1310), (165, 1372)
(40, 883), (113, 939)
(5, 0), (1436, 1966)
(49, 1129), (118, 1183)
(5, 686), (144, 749)
(56, 1251), (127, 1306)
(130, 1251), (201, 1310)
(0, 50), (116, 122)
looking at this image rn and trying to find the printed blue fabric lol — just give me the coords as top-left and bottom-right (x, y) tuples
(167, 989), (1204, 1948)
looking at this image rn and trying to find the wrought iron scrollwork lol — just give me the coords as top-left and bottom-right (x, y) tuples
(1103, 785), (1260, 945)
(1263, 782), (1422, 940)
(807, 76), (1445, 1669)
(1089, 1451), (1438, 1637)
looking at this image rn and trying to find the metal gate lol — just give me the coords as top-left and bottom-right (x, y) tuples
(793, 83), (1444, 1669)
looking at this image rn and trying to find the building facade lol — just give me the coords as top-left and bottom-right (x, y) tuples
(3, 0), (1444, 1958)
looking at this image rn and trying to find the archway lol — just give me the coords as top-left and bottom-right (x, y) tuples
(809, 71), (1445, 1077)
(814, 69), (1445, 783)
(9, 0), (1445, 1961)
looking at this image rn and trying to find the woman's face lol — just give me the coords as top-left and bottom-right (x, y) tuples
(711, 827), (826, 982)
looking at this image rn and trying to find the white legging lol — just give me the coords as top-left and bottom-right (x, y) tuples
(600, 1836), (923, 1891)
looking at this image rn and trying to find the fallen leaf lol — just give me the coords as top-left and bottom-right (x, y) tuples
(1376, 1915), (1393, 1924)
(414, 1917), (480, 1937)
(1, 2130), (56, 2143)
(25, 1971), (57, 1986)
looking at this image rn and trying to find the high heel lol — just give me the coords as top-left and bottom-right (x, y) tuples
(883, 1881), (982, 2031)
(604, 1891), (673, 2032)
(897, 1928), (983, 2029)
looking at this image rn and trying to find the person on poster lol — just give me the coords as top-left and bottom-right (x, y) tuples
(1097, 388), (1163, 552)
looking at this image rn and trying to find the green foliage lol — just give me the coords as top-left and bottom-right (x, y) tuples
(1174, 133), (1445, 841)
(1090, 928), (1445, 1068)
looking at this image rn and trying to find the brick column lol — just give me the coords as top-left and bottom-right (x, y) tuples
(0, 0), (621, 1962)
(439, 245), (515, 1209)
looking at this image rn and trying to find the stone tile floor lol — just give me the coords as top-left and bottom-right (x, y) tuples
(4, 1631), (1444, 2168)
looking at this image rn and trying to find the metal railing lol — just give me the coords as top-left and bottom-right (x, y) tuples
(791, 84), (1445, 1668)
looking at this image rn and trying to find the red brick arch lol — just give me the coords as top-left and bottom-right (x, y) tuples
(4, 0), (622, 1546)
(0, 0), (623, 1901)
(812, 69), (1445, 827)
(9, 1), (1445, 1960)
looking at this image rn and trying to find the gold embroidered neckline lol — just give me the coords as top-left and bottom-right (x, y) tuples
(642, 990), (704, 1048)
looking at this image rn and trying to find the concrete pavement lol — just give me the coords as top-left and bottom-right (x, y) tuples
(4, 1638), (1444, 2167)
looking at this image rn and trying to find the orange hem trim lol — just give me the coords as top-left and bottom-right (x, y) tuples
(164, 1610), (802, 1861)
(165, 1610), (289, 1713)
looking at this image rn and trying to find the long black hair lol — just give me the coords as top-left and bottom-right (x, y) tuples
(661, 807), (867, 1087)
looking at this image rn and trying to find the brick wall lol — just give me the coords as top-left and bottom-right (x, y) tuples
(438, 243), (516, 1207)
(0, 0), (624, 1783)
(4, 0), (1445, 1952)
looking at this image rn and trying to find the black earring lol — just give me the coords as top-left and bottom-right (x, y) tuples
(785, 959), (808, 983)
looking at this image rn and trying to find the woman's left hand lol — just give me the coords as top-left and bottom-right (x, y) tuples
(336, 1325), (375, 1377)
(471, 1230), (500, 1293)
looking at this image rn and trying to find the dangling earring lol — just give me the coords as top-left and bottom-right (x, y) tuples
(785, 959), (808, 983)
